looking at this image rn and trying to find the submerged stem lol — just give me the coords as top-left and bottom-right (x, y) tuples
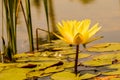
(75, 45), (79, 75)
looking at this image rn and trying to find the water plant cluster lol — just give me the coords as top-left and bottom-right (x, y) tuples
(0, 40), (120, 80)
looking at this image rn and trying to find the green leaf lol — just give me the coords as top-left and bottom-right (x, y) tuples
(44, 66), (64, 73)
(93, 53), (120, 62)
(82, 59), (112, 67)
(0, 68), (30, 80)
(34, 61), (62, 70)
(93, 53), (116, 60)
(51, 71), (76, 80)
(27, 70), (45, 78)
(0, 67), (4, 72)
(0, 63), (16, 68)
(68, 53), (90, 59)
(63, 61), (75, 68)
(107, 64), (120, 69)
(102, 69), (120, 75)
(79, 73), (98, 79)
(13, 53), (34, 58)
(87, 43), (120, 52)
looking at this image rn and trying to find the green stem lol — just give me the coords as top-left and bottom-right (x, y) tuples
(25, 0), (34, 51)
(43, 0), (51, 42)
(75, 45), (79, 75)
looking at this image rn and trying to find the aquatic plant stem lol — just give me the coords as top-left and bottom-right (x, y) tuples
(75, 45), (79, 75)
(43, 0), (51, 42)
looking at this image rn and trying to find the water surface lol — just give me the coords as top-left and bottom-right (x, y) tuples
(0, 0), (120, 53)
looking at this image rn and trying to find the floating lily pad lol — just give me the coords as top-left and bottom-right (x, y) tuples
(0, 63), (17, 68)
(68, 53), (90, 59)
(27, 70), (44, 78)
(0, 68), (30, 80)
(82, 59), (112, 67)
(51, 71), (76, 80)
(63, 61), (75, 68)
(16, 63), (40, 68)
(51, 71), (98, 80)
(94, 53), (116, 60)
(107, 64), (120, 69)
(59, 49), (76, 55)
(34, 61), (63, 70)
(79, 73), (98, 79)
(102, 69), (120, 75)
(44, 66), (64, 73)
(14, 53), (34, 58)
(87, 43), (120, 52)
(0, 67), (4, 72)
(16, 56), (62, 63)
(27, 70), (51, 78)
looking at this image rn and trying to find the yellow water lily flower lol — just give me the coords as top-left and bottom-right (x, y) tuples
(53, 19), (101, 45)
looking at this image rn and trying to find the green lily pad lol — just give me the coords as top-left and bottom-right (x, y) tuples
(27, 70), (51, 78)
(87, 43), (120, 52)
(34, 61), (63, 70)
(0, 67), (4, 72)
(60, 49), (76, 55)
(16, 63), (40, 68)
(79, 73), (98, 79)
(0, 63), (15, 66)
(102, 69), (120, 75)
(16, 56), (62, 62)
(107, 64), (120, 69)
(63, 61), (75, 68)
(68, 53), (90, 59)
(38, 57), (61, 61)
(51, 71), (76, 80)
(93, 53), (120, 63)
(14, 53), (34, 58)
(0, 68), (30, 80)
(27, 70), (43, 77)
(44, 66), (64, 73)
(82, 59), (112, 67)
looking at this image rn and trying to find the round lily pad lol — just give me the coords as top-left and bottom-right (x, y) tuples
(44, 66), (64, 74)
(68, 53), (90, 59)
(107, 64), (120, 69)
(102, 69), (120, 75)
(82, 59), (112, 67)
(0, 68), (30, 80)
(87, 43), (120, 52)
(51, 71), (76, 80)
(79, 73), (98, 79)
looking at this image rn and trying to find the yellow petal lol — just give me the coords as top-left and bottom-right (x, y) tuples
(82, 19), (91, 34)
(52, 32), (73, 44)
(85, 36), (104, 44)
(80, 32), (89, 44)
(88, 23), (101, 38)
(78, 19), (90, 34)
(73, 33), (83, 44)
(52, 32), (68, 43)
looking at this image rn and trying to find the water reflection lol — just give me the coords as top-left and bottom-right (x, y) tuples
(80, 0), (95, 4)
(33, 0), (41, 7)
(32, 0), (42, 15)
(70, 0), (95, 4)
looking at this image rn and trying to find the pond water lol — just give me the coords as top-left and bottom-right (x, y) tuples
(0, 0), (120, 53)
